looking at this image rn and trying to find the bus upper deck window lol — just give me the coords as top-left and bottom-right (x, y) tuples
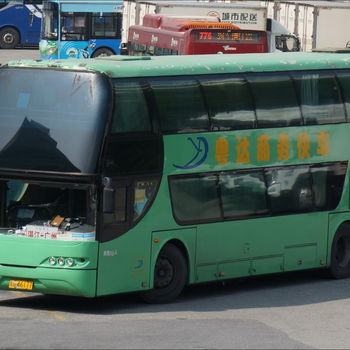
(292, 72), (346, 125)
(199, 74), (255, 131)
(111, 81), (152, 134)
(149, 77), (208, 133)
(335, 71), (350, 122)
(247, 72), (301, 128)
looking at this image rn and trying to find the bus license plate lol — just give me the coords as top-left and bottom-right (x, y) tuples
(9, 279), (33, 290)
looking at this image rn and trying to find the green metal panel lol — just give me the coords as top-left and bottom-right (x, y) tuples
(252, 256), (284, 275)
(218, 259), (251, 280)
(197, 264), (218, 283)
(284, 245), (317, 272)
(164, 124), (349, 176)
(195, 212), (329, 283)
(96, 229), (152, 296)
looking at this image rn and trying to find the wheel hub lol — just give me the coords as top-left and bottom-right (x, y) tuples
(154, 257), (174, 289)
(3, 33), (14, 44)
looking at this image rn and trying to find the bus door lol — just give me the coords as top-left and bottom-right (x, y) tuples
(97, 177), (161, 296)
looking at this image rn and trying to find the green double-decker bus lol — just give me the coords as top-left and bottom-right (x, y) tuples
(1, 52), (350, 303)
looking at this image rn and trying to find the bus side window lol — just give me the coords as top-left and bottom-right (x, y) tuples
(247, 72), (301, 128)
(168, 162), (347, 226)
(266, 166), (313, 214)
(154, 47), (163, 56)
(149, 77), (209, 133)
(311, 162), (347, 210)
(111, 80), (152, 133)
(61, 12), (86, 41)
(24, 0), (42, 3)
(220, 171), (268, 219)
(199, 74), (255, 130)
(148, 45), (155, 56)
(335, 71), (350, 121)
(133, 180), (159, 222)
(91, 13), (119, 39)
(292, 71), (346, 125)
(139, 44), (146, 55)
(104, 79), (163, 175)
(133, 43), (139, 55)
(169, 175), (221, 224)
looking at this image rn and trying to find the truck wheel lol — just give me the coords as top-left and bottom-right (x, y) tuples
(91, 48), (114, 58)
(329, 223), (350, 279)
(0, 27), (20, 49)
(140, 244), (187, 304)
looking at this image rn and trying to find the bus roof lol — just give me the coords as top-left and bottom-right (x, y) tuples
(47, 0), (122, 3)
(141, 13), (224, 31)
(3, 52), (350, 78)
(46, 0), (123, 11)
(141, 14), (240, 32)
(133, 1), (266, 10)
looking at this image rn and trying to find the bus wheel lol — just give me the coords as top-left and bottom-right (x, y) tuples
(0, 27), (20, 49)
(140, 244), (187, 304)
(329, 223), (350, 279)
(91, 48), (114, 58)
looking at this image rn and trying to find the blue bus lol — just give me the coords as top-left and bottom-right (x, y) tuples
(39, 0), (123, 59)
(0, 0), (42, 49)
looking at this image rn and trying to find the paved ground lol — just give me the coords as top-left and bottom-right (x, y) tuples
(0, 48), (40, 65)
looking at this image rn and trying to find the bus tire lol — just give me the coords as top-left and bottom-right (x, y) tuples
(0, 27), (20, 49)
(329, 223), (350, 279)
(91, 48), (114, 58)
(140, 243), (187, 304)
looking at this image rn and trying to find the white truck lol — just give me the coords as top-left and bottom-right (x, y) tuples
(121, 0), (301, 53)
(263, 0), (350, 52)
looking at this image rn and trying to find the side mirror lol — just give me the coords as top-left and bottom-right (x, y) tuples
(102, 177), (115, 214)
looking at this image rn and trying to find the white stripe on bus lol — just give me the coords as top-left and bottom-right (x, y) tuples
(25, 4), (42, 18)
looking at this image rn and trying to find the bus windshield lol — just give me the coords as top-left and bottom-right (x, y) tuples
(0, 68), (111, 173)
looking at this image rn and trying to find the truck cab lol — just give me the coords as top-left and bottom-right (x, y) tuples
(267, 18), (301, 52)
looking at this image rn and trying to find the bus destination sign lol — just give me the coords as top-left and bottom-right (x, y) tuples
(195, 31), (261, 42)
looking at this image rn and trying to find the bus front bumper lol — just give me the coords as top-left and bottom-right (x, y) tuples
(0, 266), (97, 297)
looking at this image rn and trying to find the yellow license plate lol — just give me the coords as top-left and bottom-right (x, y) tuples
(9, 279), (33, 290)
